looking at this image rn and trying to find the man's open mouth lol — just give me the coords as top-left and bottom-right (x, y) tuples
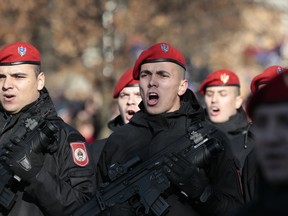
(3, 94), (15, 101)
(147, 92), (159, 106)
(127, 110), (136, 116)
(210, 106), (220, 115)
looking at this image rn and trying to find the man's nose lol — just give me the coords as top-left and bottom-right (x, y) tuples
(127, 95), (136, 105)
(2, 77), (13, 90)
(211, 94), (218, 103)
(148, 74), (158, 87)
(257, 122), (281, 147)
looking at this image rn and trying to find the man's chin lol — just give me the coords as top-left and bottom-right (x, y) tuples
(146, 106), (161, 115)
(2, 106), (18, 114)
(124, 117), (130, 124)
(209, 116), (225, 123)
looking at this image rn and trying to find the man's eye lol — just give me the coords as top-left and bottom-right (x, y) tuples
(119, 93), (127, 98)
(140, 73), (147, 78)
(15, 75), (25, 78)
(158, 72), (169, 78)
(253, 116), (267, 129)
(278, 116), (288, 128)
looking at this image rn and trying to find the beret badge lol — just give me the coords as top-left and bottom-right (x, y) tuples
(277, 67), (284, 74)
(220, 73), (229, 84)
(160, 43), (169, 53)
(18, 46), (26, 57)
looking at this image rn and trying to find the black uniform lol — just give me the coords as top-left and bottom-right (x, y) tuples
(107, 114), (125, 131)
(228, 177), (288, 216)
(0, 88), (96, 216)
(89, 113), (125, 168)
(206, 108), (258, 202)
(98, 89), (243, 216)
(206, 108), (253, 171)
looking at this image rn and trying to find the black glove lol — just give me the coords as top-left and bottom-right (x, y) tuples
(0, 141), (44, 183)
(163, 153), (209, 199)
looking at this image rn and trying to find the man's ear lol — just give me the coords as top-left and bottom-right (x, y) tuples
(37, 72), (45, 91)
(235, 95), (243, 109)
(178, 79), (188, 96)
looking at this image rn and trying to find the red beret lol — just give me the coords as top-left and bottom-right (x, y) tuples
(0, 41), (41, 66)
(199, 69), (240, 95)
(246, 72), (288, 119)
(113, 68), (139, 98)
(250, 65), (288, 94)
(133, 42), (186, 80)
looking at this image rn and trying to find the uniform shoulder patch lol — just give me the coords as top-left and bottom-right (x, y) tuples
(70, 142), (89, 167)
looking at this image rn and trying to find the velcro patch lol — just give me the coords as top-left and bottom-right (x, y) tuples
(70, 142), (89, 167)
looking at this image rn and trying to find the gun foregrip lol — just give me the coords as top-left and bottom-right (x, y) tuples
(150, 196), (169, 216)
(0, 187), (17, 210)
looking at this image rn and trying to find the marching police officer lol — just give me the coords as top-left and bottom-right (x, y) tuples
(229, 70), (288, 216)
(0, 42), (96, 216)
(198, 69), (257, 202)
(96, 43), (243, 216)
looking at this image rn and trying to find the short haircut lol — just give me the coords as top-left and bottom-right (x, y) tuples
(34, 65), (41, 76)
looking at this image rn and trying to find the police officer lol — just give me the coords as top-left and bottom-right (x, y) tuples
(97, 43), (243, 216)
(90, 68), (141, 166)
(0, 42), (96, 216)
(250, 65), (288, 94)
(199, 69), (257, 202)
(229, 70), (288, 216)
(108, 67), (141, 130)
(198, 70), (253, 168)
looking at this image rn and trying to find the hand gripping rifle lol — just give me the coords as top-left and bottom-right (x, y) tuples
(73, 122), (224, 216)
(0, 110), (58, 210)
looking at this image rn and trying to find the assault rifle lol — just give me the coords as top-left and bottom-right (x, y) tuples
(0, 111), (58, 210)
(73, 123), (224, 216)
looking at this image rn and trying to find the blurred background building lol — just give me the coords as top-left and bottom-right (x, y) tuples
(1, 0), (287, 139)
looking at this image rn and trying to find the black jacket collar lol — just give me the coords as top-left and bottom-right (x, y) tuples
(130, 89), (205, 127)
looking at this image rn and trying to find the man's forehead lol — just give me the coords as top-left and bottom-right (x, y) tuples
(205, 85), (237, 92)
(141, 61), (180, 71)
(120, 86), (140, 94)
(0, 64), (35, 73)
